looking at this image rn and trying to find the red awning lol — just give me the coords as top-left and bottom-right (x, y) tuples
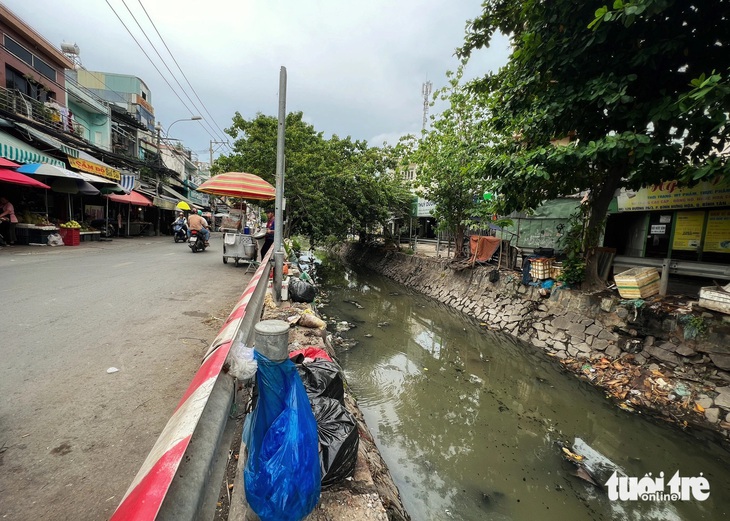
(0, 167), (51, 189)
(106, 190), (153, 207)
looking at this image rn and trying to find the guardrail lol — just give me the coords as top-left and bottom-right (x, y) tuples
(110, 254), (272, 520)
(613, 255), (730, 281)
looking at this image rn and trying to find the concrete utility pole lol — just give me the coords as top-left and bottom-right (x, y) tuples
(209, 140), (228, 172)
(273, 66), (287, 300)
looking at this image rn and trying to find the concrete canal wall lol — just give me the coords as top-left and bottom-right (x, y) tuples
(340, 243), (730, 446)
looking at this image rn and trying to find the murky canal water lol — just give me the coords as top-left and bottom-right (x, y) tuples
(316, 259), (730, 521)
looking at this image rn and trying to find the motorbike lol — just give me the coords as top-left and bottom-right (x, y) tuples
(188, 229), (207, 253)
(172, 222), (187, 243)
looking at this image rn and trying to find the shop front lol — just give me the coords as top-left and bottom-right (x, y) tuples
(604, 177), (730, 264)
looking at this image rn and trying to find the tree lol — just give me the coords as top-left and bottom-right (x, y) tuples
(408, 69), (495, 258)
(458, 0), (729, 285)
(215, 111), (411, 245)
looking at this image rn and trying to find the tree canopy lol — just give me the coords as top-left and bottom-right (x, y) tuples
(455, 0), (729, 283)
(213, 111), (412, 245)
(405, 69), (495, 257)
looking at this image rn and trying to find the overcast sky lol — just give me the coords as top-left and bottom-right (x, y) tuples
(7, 0), (509, 161)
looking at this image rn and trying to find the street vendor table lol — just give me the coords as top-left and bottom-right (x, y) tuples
(14, 223), (59, 245)
(127, 222), (152, 236)
(222, 231), (257, 266)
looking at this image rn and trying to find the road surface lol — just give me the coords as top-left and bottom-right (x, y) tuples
(0, 234), (255, 520)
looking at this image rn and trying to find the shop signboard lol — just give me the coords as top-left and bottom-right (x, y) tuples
(416, 197), (435, 217)
(617, 176), (730, 211)
(704, 210), (730, 253)
(68, 156), (121, 182)
(672, 211), (705, 251)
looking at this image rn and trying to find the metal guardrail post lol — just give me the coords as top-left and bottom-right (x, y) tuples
(254, 319), (290, 361)
(659, 258), (670, 296)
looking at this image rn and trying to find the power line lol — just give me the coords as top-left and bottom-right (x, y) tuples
(135, 0), (231, 144)
(117, 0), (225, 143)
(104, 0), (218, 143)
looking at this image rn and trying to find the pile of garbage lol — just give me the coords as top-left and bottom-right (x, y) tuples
(558, 355), (710, 428)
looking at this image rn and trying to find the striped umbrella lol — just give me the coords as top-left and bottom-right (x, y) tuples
(195, 172), (275, 200)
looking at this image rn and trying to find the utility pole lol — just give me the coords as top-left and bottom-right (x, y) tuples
(209, 140), (228, 224)
(209, 140), (228, 173)
(273, 66), (287, 300)
(422, 80), (432, 132)
(155, 123), (162, 236)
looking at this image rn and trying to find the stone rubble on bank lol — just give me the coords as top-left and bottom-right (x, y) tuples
(341, 244), (730, 445)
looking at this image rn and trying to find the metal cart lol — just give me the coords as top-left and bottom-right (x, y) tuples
(222, 232), (257, 266)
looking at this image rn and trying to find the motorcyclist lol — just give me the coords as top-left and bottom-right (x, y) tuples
(172, 211), (189, 238)
(188, 209), (210, 245)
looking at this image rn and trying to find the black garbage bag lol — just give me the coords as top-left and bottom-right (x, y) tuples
(289, 277), (318, 303)
(311, 396), (359, 488)
(296, 359), (345, 405)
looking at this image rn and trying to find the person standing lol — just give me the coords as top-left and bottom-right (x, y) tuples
(0, 196), (18, 245)
(260, 209), (275, 259)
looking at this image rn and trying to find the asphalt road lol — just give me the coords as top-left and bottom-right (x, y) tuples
(0, 233), (256, 520)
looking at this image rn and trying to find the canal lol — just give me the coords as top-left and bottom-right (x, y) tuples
(316, 259), (730, 521)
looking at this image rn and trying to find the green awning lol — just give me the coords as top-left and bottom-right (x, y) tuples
(15, 123), (79, 158)
(0, 130), (65, 167)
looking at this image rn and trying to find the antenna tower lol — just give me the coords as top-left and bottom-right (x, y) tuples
(421, 81), (432, 131)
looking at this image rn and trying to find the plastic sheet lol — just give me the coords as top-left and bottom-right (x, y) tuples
(312, 396), (359, 488)
(243, 352), (321, 521)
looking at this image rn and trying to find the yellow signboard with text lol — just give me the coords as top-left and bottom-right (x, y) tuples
(672, 211), (705, 251)
(68, 156), (121, 182)
(617, 177), (730, 211)
(704, 210), (730, 254)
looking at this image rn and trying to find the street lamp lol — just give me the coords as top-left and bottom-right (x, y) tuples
(165, 115), (202, 137)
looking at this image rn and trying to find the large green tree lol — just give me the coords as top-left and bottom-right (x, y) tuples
(214, 111), (411, 245)
(459, 0), (729, 285)
(408, 69), (495, 258)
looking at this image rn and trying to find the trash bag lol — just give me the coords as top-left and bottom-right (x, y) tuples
(226, 342), (257, 381)
(47, 233), (64, 246)
(295, 358), (345, 405)
(289, 277), (317, 303)
(243, 352), (321, 521)
(312, 396), (359, 488)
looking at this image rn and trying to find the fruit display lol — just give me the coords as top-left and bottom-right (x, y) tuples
(60, 220), (81, 229)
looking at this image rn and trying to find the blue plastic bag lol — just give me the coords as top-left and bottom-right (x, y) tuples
(243, 352), (321, 521)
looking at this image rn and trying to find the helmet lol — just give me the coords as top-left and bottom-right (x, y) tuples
(197, 210), (202, 215)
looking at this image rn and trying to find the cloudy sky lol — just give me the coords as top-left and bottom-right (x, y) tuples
(8, 0), (509, 160)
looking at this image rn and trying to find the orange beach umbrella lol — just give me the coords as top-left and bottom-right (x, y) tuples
(195, 172), (275, 200)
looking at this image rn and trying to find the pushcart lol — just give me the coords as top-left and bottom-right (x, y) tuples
(222, 231), (257, 266)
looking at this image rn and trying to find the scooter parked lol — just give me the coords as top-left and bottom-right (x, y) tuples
(188, 229), (207, 252)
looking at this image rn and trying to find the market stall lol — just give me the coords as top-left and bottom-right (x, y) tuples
(14, 222), (58, 245)
(195, 172), (275, 268)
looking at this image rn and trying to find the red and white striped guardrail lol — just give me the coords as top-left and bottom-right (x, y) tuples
(110, 254), (271, 520)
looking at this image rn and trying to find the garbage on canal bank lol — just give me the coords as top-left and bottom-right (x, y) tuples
(558, 355), (712, 428)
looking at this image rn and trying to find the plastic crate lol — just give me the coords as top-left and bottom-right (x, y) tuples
(59, 228), (80, 246)
(614, 267), (660, 299)
(530, 258), (553, 279)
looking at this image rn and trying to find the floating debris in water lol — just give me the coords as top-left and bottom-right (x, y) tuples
(364, 333), (373, 338)
(377, 321), (390, 328)
(346, 300), (364, 309)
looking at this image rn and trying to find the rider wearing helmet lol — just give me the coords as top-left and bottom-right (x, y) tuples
(188, 209), (210, 245)
(172, 210), (189, 238)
